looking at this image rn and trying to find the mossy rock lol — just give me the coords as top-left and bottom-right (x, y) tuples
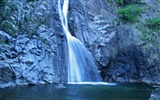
(107, 0), (142, 6)
(145, 18), (160, 30)
(0, 0), (8, 7)
(2, 21), (17, 37)
(116, 0), (141, 5)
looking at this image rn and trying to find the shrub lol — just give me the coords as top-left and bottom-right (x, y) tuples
(145, 18), (160, 30)
(0, 0), (7, 6)
(1, 21), (17, 36)
(115, 0), (141, 5)
(106, 0), (142, 6)
(137, 24), (158, 46)
(115, 0), (123, 5)
(0, 0), (8, 15)
(117, 5), (143, 23)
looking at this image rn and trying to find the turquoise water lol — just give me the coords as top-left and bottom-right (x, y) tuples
(0, 83), (155, 100)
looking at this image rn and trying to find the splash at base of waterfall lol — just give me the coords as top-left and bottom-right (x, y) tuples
(68, 82), (117, 86)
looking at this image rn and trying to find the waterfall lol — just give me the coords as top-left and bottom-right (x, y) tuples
(58, 0), (102, 83)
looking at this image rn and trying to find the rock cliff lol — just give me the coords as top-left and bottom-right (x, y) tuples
(0, 0), (160, 88)
(72, 0), (160, 85)
(0, 0), (67, 88)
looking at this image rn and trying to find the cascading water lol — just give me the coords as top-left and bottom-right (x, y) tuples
(58, 0), (102, 83)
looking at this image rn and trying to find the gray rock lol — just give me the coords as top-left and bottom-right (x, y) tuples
(0, 0), (67, 88)
(0, 67), (15, 83)
(150, 87), (160, 100)
(69, 0), (160, 85)
(0, 31), (11, 44)
(0, 0), (160, 88)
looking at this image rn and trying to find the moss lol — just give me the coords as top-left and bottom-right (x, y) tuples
(120, 0), (141, 5)
(0, 0), (8, 22)
(2, 21), (12, 31)
(117, 5), (144, 23)
(0, 0), (8, 7)
(116, 0), (124, 5)
(137, 23), (159, 47)
(107, 0), (142, 6)
(1, 21), (17, 37)
(145, 18), (160, 30)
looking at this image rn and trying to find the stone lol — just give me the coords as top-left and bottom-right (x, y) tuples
(150, 87), (160, 100)
(0, 0), (160, 89)
(73, 0), (160, 85)
(0, 67), (15, 83)
(0, 0), (67, 88)
(0, 31), (11, 44)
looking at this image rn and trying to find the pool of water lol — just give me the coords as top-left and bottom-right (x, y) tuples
(0, 83), (155, 100)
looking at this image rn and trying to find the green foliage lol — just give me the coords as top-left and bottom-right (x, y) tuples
(145, 18), (160, 30)
(0, 1), (20, 37)
(0, 0), (8, 22)
(117, 5), (143, 23)
(141, 30), (157, 46)
(157, 0), (160, 3)
(137, 21), (160, 47)
(116, 0), (124, 5)
(107, 0), (141, 6)
(1, 21), (17, 36)
(0, 0), (7, 6)
(119, 0), (141, 5)
(141, 18), (160, 46)
(0, 0), (50, 38)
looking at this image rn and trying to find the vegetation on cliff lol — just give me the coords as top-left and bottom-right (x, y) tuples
(0, 0), (52, 39)
(117, 4), (143, 23)
(107, 0), (160, 46)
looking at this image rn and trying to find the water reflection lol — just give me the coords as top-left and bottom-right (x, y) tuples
(0, 83), (155, 100)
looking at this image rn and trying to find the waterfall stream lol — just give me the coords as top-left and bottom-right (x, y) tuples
(58, 0), (102, 83)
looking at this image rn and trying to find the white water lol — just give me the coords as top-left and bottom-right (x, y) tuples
(58, 0), (102, 82)
(68, 82), (117, 86)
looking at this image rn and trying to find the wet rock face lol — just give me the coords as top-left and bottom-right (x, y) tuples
(68, 0), (95, 45)
(102, 45), (160, 84)
(0, 67), (15, 83)
(102, 46), (143, 82)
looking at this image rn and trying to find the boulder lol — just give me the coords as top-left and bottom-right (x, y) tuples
(150, 87), (160, 100)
